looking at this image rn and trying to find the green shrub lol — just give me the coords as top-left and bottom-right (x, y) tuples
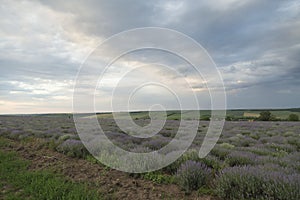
(241, 131), (250, 136)
(210, 147), (230, 160)
(58, 134), (78, 141)
(283, 131), (294, 137)
(220, 142), (235, 149)
(259, 111), (272, 121)
(200, 155), (223, 172)
(288, 114), (299, 121)
(287, 137), (300, 146)
(250, 133), (260, 140)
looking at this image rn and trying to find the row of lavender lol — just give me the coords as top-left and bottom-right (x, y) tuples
(176, 121), (299, 199)
(0, 115), (299, 199)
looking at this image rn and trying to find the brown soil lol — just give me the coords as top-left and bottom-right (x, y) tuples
(2, 138), (217, 200)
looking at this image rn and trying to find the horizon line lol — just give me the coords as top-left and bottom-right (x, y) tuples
(1, 107), (299, 116)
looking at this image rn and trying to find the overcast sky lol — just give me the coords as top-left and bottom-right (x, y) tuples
(1, 0), (300, 114)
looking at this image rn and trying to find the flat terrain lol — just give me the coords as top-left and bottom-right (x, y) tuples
(0, 113), (299, 199)
(93, 108), (300, 120)
(0, 137), (210, 200)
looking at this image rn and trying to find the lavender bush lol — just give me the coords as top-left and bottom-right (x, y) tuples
(176, 160), (212, 192)
(200, 155), (223, 172)
(8, 130), (23, 139)
(210, 146), (230, 160)
(266, 143), (296, 154)
(216, 166), (300, 200)
(143, 137), (169, 150)
(56, 139), (89, 158)
(1, 115), (300, 197)
(226, 151), (256, 167)
(164, 149), (200, 174)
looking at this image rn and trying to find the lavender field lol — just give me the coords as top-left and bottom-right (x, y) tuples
(0, 114), (299, 199)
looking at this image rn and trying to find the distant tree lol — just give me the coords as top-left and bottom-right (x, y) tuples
(288, 114), (299, 121)
(226, 116), (233, 121)
(259, 111), (271, 121)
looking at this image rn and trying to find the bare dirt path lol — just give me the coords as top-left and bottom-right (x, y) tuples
(2, 137), (216, 200)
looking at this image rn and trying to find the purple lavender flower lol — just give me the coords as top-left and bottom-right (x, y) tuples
(216, 165), (300, 199)
(176, 160), (212, 192)
(143, 137), (170, 150)
(56, 139), (88, 158)
(226, 150), (257, 166)
(61, 139), (82, 146)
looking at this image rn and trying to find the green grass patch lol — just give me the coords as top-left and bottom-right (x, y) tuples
(0, 150), (101, 200)
(141, 172), (175, 184)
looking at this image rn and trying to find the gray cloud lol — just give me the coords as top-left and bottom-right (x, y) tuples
(0, 0), (299, 113)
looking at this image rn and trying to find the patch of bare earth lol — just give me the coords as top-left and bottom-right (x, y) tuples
(3, 138), (217, 200)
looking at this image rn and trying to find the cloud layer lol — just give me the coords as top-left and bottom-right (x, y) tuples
(0, 0), (299, 113)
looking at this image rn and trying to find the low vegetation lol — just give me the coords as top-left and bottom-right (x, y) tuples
(0, 112), (299, 199)
(288, 113), (299, 121)
(0, 150), (101, 200)
(176, 160), (212, 193)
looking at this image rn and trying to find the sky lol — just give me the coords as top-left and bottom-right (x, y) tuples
(0, 0), (300, 114)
